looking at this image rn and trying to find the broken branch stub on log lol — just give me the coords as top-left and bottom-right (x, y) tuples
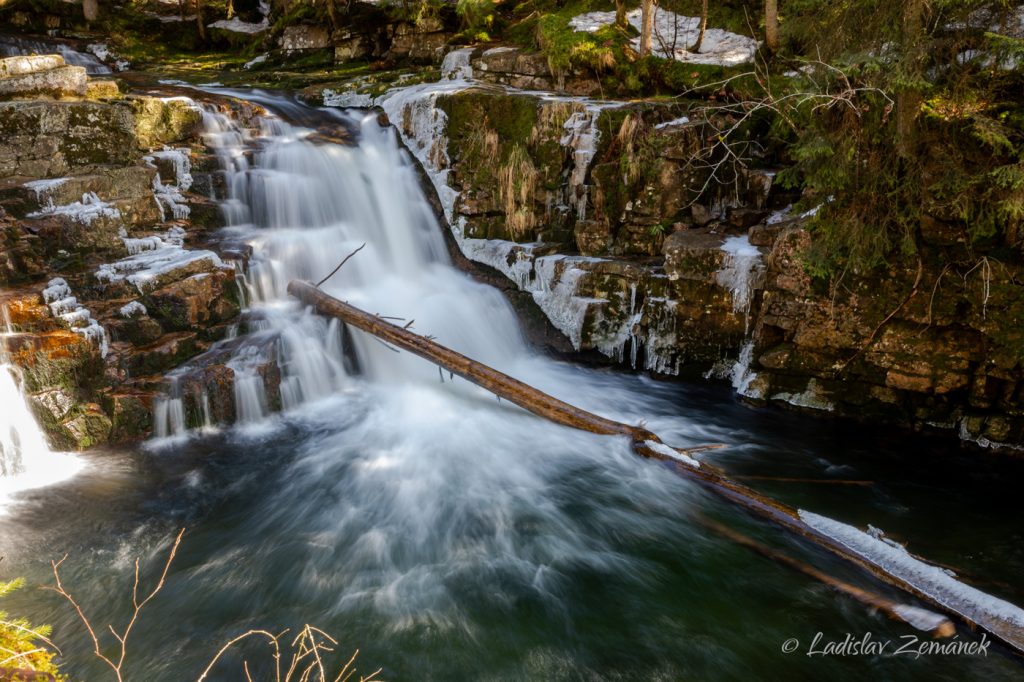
(288, 279), (1024, 655)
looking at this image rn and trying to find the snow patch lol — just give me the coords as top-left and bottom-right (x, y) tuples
(654, 116), (690, 129)
(569, 8), (759, 66)
(243, 53), (269, 70)
(96, 248), (224, 294)
(771, 378), (834, 412)
(208, 16), (269, 34)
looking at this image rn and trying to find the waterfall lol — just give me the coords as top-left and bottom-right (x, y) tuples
(0, 314), (82, 507)
(156, 96), (537, 434)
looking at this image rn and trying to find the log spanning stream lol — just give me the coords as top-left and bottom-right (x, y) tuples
(1, 89), (1024, 680)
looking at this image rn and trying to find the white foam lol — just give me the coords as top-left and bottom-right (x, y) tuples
(0, 364), (83, 513)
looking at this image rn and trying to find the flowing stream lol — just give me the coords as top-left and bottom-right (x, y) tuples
(1, 91), (1023, 680)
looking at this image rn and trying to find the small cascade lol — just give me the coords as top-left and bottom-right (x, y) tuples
(730, 340), (760, 398)
(560, 106), (606, 221)
(440, 47), (474, 80)
(0, 33), (111, 74)
(152, 376), (188, 439)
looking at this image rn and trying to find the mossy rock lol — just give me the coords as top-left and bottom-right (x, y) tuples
(129, 96), (203, 150)
(104, 391), (153, 442)
(58, 404), (112, 450)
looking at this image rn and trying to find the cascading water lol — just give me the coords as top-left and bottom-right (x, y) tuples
(155, 97), (557, 435)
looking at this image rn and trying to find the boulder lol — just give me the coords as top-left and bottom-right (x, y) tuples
(85, 79), (121, 100)
(127, 331), (200, 374)
(104, 391), (153, 442)
(128, 96), (203, 150)
(145, 270), (239, 331)
(280, 25), (332, 52)
(662, 228), (727, 282)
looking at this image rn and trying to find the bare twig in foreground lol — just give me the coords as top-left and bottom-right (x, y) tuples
(47, 528), (185, 682)
(198, 624), (381, 682)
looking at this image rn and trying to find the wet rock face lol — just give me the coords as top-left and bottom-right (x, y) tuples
(428, 81), (1024, 449)
(0, 64), (88, 99)
(389, 19), (454, 62)
(0, 101), (138, 177)
(470, 46), (599, 95)
(438, 89), (770, 259)
(0, 81), (245, 447)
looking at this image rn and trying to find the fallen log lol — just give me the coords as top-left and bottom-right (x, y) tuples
(288, 279), (1024, 655)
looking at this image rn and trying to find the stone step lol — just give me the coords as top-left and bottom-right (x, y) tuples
(0, 64), (88, 99)
(0, 54), (66, 78)
(0, 165), (157, 218)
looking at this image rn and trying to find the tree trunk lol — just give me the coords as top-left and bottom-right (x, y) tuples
(83, 0), (99, 22)
(615, 0), (627, 28)
(639, 0), (655, 57)
(325, 0), (337, 30)
(765, 0), (779, 53)
(195, 0), (207, 42)
(690, 0), (708, 52)
(897, 0), (926, 159)
(289, 278), (1024, 654)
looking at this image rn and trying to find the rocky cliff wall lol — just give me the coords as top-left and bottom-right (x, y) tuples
(377, 71), (1024, 453)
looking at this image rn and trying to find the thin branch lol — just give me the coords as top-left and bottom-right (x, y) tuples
(315, 243), (366, 288)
